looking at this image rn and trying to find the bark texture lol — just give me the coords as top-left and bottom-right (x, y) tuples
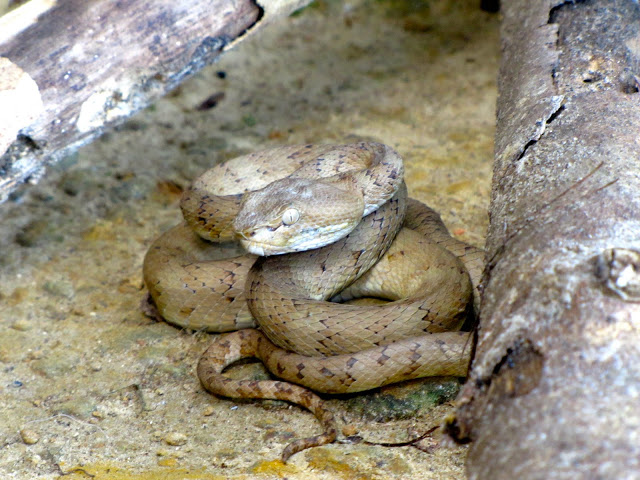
(0, 0), (309, 201)
(448, 1), (640, 479)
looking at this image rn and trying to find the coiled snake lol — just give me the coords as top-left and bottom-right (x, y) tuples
(143, 142), (483, 461)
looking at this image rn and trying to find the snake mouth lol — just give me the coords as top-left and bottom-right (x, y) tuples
(235, 229), (290, 256)
(243, 242), (266, 256)
(238, 238), (287, 257)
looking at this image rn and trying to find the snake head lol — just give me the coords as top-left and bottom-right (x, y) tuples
(233, 177), (365, 256)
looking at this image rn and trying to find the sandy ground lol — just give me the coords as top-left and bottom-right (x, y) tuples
(0, 1), (499, 478)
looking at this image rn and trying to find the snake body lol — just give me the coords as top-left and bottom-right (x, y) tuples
(143, 142), (483, 460)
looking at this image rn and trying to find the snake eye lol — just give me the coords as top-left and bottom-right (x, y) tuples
(282, 208), (300, 226)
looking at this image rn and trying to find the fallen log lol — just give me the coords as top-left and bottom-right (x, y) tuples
(0, 0), (309, 202)
(447, 0), (640, 478)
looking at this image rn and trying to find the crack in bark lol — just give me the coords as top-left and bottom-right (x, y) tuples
(514, 103), (565, 162)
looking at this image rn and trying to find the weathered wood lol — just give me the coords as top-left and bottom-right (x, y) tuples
(0, 0), (309, 201)
(447, 1), (640, 478)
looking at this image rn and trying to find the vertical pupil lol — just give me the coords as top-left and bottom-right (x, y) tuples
(283, 209), (299, 225)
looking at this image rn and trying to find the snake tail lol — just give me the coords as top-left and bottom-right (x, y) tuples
(197, 329), (338, 462)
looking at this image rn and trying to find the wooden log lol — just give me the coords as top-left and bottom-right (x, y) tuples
(446, 1), (640, 478)
(0, 0), (309, 201)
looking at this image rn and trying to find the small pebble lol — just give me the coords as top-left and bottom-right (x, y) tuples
(7, 286), (28, 305)
(20, 429), (39, 445)
(42, 279), (75, 299)
(158, 457), (178, 467)
(164, 432), (187, 446)
(28, 350), (44, 360)
(15, 219), (48, 247)
(11, 319), (32, 331)
(202, 406), (215, 416)
(342, 424), (359, 437)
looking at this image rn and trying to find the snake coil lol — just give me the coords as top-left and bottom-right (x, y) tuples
(143, 142), (483, 460)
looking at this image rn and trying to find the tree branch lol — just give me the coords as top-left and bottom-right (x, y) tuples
(0, 0), (309, 201)
(447, 1), (640, 478)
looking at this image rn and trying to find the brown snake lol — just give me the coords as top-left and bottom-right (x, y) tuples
(143, 142), (483, 461)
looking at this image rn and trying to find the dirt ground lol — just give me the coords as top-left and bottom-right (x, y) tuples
(0, 1), (499, 478)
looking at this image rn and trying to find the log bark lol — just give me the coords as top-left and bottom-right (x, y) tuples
(0, 0), (309, 202)
(447, 1), (640, 478)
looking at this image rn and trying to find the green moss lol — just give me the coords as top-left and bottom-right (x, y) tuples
(342, 377), (462, 422)
(241, 114), (257, 127)
(374, 0), (431, 18)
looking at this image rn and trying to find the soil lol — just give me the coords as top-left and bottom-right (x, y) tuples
(0, 1), (499, 478)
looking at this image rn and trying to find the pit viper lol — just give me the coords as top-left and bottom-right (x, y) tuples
(143, 142), (483, 461)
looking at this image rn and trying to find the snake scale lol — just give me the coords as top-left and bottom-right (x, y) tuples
(143, 142), (483, 461)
